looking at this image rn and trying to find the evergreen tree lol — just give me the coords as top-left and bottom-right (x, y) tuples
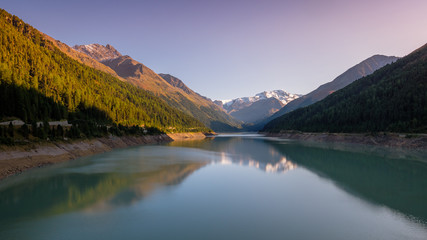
(263, 44), (427, 133)
(7, 122), (14, 138)
(37, 123), (47, 140)
(0, 9), (209, 134)
(31, 121), (37, 137)
(50, 125), (56, 139)
(57, 125), (64, 139)
(43, 120), (50, 138)
(19, 124), (29, 139)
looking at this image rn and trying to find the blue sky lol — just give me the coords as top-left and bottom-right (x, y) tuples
(3, 0), (427, 100)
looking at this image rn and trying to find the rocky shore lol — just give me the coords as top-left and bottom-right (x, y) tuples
(0, 133), (207, 180)
(264, 132), (427, 150)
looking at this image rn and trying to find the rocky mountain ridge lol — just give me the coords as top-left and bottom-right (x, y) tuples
(158, 73), (193, 95)
(271, 55), (399, 119)
(73, 44), (122, 61)
(247, 54), (400, 131)
(215, 90), (301, 123)
(219, 90), (300, 111)
(73, 44), (242, 131)
(262, 45), (426, 133)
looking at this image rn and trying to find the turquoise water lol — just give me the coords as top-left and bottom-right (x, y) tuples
(1, 134), (426, 239)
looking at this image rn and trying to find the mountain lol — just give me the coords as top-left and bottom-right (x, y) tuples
(263, 43), (427, 133)
(73, 44), (121, 61)
(251, 55), (399, 130)
(158, 73), (193, 95)
(73, 45), (241, 131)
(43, 37), (120, 78)
(272, 55), (399, 118)
(226, 98), (285, 123)
(0, 9), (207, 132)
(216, 90), (301, 123)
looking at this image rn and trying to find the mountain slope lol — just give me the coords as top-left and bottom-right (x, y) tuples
(158, 73), (193, 95)
(273, 55), (399, 118)
(73, 45), (241, 131)
(263, 44), (427, 133)
(42, 37), (120, 78)
(73, 44), (121, 61)
(0, 9), (207, 132)
(216, 90), (301, 123)
(228, 98), (285, 123)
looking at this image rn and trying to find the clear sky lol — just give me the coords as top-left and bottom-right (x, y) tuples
(2, 0), (427, 100)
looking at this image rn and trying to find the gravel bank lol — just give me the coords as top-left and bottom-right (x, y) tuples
(0, 133), (207, 180)
(263, 132), (427, 150)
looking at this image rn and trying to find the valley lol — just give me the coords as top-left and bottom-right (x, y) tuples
(1, 2), (427, 240)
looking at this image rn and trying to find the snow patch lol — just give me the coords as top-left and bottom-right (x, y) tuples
(220, 90), (301, 107)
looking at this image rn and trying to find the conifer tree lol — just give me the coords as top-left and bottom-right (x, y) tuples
(20, 124), (29, 139)
(7, 122), (14, 138)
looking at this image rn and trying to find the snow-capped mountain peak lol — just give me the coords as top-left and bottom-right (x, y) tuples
(214, 90), (301, 124)
(221, 90), (301, 108)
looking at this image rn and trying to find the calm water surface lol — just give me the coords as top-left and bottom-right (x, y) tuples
(1, 134), (427, 240)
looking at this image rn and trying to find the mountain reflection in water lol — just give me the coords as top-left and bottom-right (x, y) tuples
(0, 135), (426, 240)
(268, 139), (427, 223)
(0, 146), (207, 224)
(170, 135), (427, 224)
(169, 135), (297, 173)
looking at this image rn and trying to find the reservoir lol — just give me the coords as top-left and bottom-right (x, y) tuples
(0, 134), (426, 239)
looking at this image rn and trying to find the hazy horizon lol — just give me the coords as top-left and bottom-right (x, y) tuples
(3, 0), (427, 100)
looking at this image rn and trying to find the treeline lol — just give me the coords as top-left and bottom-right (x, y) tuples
(0, 9), (210, 133)
(0, 120), (164, 145)
(263, 44), (427, 133)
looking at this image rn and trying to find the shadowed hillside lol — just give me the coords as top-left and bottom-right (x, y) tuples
(73, 45), (242, 132)
(252, 55), (398, 130)
(0, 9), (208, 133)
(263, 44), (427, 133)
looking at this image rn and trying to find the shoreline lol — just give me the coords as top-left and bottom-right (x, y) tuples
(263, 132), (427, 150)
(0, 133), (208, 180)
